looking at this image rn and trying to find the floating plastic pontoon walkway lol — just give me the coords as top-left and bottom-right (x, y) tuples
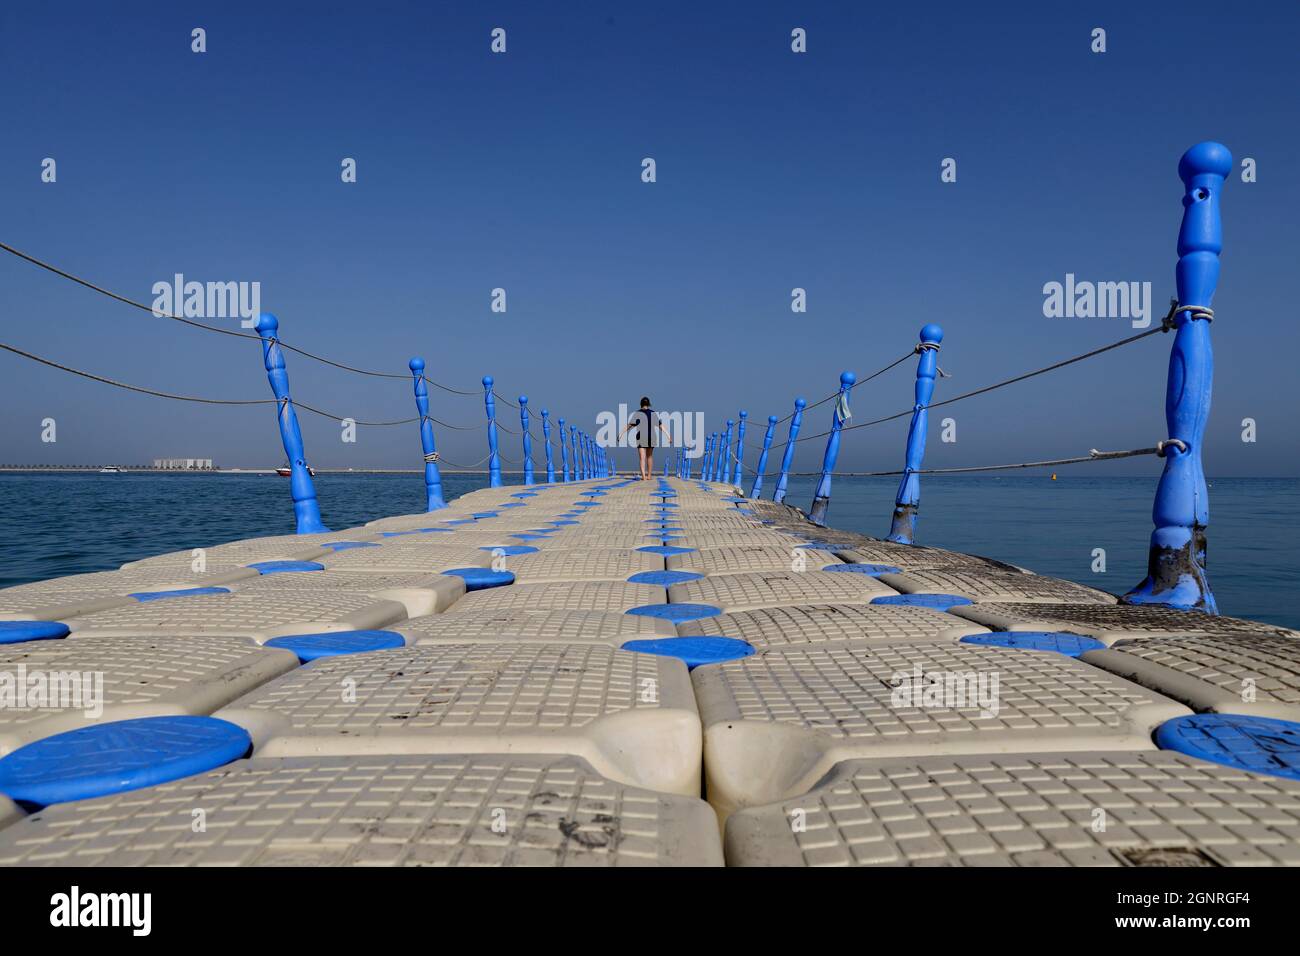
(2, 476), (1300, 866)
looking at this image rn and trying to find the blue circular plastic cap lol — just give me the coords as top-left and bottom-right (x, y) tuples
(444, 518), (477, 525)
(625, 602), (722, 622)
(626, 570), (705, 586)
(443, 567), (516, 590)
(510, 533), (547, 541)
(1155, 714), (1300, 781)
(0, 620), (70, 645)
(480, 545), (539, 556)
(646, 533), (685, 541)
(266, 629), (406, 662)
(322, 541), (379, 551)
(129, 586), (231, 603)
(636, 545), (696, 556)
(621, 637), (755, 670)
(248, 560), (327, 575)
(959, 631), (1106, 658)
(511, 492), (538, 498)
(721, 496), (746, 503)
(0, 716), (252, 807)
(824, 563), (902, 577)
(871, 593), (974, 609)
(550, 520), (581, 526)
(471, 512), (498, 519)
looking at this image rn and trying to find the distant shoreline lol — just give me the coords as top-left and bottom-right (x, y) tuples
(0, 467), (508, 475)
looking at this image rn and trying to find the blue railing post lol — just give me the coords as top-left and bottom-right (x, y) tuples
(809, 372), (855, 525)
(569, 425), (579, 480)
(887, 326), (943, 543)
(731, 410), (748, 486)
(254, 313), (328, 533)
(408, 357), (447, 511)
(519, 396), (534, 485)
(579, 431), (589, 480)
(703, 433), (715, 482)
(773, 398), (806, 504)
(1123, 141), (1231, 613)
(541, 409), (555, 483)
(750, 414), (779, 499)
(720, 420), (734, 484)
(557, 417), (568, 481)
(483, 375), (501, 488)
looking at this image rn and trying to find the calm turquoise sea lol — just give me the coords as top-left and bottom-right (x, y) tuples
(1, 473), (1295, 629)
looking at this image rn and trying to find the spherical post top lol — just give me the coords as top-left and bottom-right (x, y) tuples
(839, 371), (856, 387)
(739, 410), (748, 419)
(255, 312), (278, 335)
(1179, 141), (1232, 185)
(794, 397), (807, 409)
(409, 357), (425, 372)
(726, 419), (734, 427)
(541, 408), (549, 418)
(767, 414), (778, 424)
(920, 324), (944, 345)
(519, 395), (528, 405)
(557, 417), (565, 426)
(482, 375), (494, 388)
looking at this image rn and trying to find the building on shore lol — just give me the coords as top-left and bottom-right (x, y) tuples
(152, 458), (215, 470)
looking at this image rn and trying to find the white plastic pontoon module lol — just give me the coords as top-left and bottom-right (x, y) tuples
(724, 751), (1300, 867)
(447, 582), (667, 615)
(64, 591), (409, 642)
(671, 532), (805, 548)
(395, 608), (676, 647)
(667, 547), (842, 574)
(0, 635), (299, 754)
(215, 643), (702, 795)
(877, 569), (1116, 604)
(0, 566), (260, 595)
(319, 542), (495, 573)
(676, 603), (990, 646)
(121, 543), (330, 572)
(236, 570), (465, 618)
(0, 795), (18, 832)
(836, 544), (1017, 572)
(0, 754), (723, 866)
(667, 571), (897, 612)
(692, 641), (1190, 819)
(0, 589), (137, 622)
(1081, 634), (1300, 721)
(503, 550), (665, 583)
(949, 602), (1299, 645)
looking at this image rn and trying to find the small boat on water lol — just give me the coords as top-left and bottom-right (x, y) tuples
(276, 464), (317, 477)
(98, 466), (123, 474)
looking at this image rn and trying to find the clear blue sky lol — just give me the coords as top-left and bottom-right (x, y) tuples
(1, 1), (1295, 474)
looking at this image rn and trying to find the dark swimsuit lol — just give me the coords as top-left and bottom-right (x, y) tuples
(632, 408), (657, 449)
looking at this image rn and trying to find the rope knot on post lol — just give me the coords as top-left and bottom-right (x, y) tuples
(1155, 438), (1188, 457)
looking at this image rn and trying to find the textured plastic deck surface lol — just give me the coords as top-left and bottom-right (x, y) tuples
(65, 591), (409, 642)
(668, 571), (898, 612)
(676, 603), (990, 646)
(5, 478), (1294, 867)
(215, 644), (701, 795)
(1081, 634), (1300, 720)
(693, 641), (1190, 816)
(724, 751), (1300, 866)
(447, 581), (667, 614)
(395, 608), (676, 646)
(878, 569), (1117, 604)
(950, 602), (1300, 644)
(666, 546), (842, 574)
(0, 755), (722, 866)
(0, 636), (299, 754)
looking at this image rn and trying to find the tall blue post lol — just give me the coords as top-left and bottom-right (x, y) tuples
(483, 375), (501, 488)
(887, 326), (943, 543)
(519, 396), (534, 485)
(558, 417), (568, 481)
(731, 410), (748, 486)
(703, 433), (714, 482)
(569, 425), (579, 480)
(254, 313), (328, 533)
(773, 397), (806, 504)
(541, 409), (556, 483)
(579, 432), (589, 480)
(809, 372), (855, 526)
(1124, 142), (1230, 613)
(408, 357), (447, 511)
(750, 414), (779, 499)
(719, 421), (734, 483)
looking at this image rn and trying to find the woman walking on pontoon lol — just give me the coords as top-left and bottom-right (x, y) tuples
(622, 397), (670, 479)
